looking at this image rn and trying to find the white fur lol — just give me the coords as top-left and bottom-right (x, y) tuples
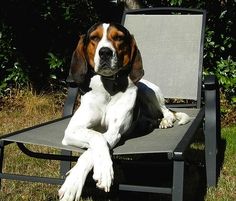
(175, 112), (191, 125)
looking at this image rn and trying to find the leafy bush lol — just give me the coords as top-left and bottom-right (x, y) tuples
(215, 57), (236, 103)
(0, 0), (99, 93)
(1, 62), (29, 92)
(0, 23), (29, 96)
(45, 52), (66, 89)
(201, 1), (236, 103)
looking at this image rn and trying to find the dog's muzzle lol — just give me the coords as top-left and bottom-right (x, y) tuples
(97, 47), (119, 76)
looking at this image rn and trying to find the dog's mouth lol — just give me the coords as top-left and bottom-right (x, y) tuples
(96, 66), (120, 77)
(99, 59), (112, 69)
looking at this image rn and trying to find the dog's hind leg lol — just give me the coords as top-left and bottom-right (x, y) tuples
(138, 79), (190, 128)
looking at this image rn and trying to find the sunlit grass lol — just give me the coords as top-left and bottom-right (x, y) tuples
(0, 89), (63, 201)
(204, 126), (236, 201)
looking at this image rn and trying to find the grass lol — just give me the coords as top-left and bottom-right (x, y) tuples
(205, 126), (236, 201)
(0, 88), (235, 201)
(0, 89), (63, 201)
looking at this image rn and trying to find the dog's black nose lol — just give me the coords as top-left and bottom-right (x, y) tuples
(99, 47), (113, 60)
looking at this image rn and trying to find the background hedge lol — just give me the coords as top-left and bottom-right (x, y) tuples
(0, 0), (235, 102)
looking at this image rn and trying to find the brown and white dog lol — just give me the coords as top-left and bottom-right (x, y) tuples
(59, 23), (190, 201)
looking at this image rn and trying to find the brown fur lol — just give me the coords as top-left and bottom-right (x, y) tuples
(67, 23), (144, 84)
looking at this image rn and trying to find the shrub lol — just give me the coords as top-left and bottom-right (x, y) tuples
(0, 23), (29, 96)
(215, 57), (236, 103)
(0, 0), (99, 93)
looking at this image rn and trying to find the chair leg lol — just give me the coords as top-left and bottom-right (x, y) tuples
(205, 88), (217, 187)
(172, 161), (184, 201)
(0, 142), (5, 189)
(60, 150), (72, 178)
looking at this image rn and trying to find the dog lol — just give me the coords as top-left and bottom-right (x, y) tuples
(58, 23), (190, 201)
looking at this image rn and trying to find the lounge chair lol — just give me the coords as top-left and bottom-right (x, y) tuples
(0, 7), (220, 201)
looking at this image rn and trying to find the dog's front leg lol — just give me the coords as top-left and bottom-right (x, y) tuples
(60, 135), (113, 200)
(59, 91), (113, 200)
(59, 149), (93, 201)
(63, 124), (114, 193)
(92, 83), (137, 191)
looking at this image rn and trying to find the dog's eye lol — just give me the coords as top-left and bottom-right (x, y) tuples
(113, 35), (124, 42)
(90, 35), (100, 42)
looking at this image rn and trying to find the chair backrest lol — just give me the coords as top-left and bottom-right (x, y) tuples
(122, 8), (206, 108)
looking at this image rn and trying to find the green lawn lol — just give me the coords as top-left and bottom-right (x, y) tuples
(205, 126), (236, 201)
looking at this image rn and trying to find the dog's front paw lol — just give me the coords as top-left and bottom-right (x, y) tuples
(159, 118), (174, 129)
(92, 151), (114, 192)
(59, 155), (93, 201)
(58, 170), (83, 201)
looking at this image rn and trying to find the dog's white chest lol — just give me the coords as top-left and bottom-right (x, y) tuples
(87, 75), (137, 129)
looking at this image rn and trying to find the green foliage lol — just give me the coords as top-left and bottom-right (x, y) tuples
(216, 57), (236, 103)
(169, 0), (183, 6)
(204, 24), (236, 103)
(0, 0), (99, 93)
(216, 58), (236, 90)
(0, 23), (29, 95)
(46, 52), (65, 79)
(1, 63), (29, 89)
(45, 52), (67, 89)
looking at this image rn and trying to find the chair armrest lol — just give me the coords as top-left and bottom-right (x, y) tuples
(204, 75), (217, 90)
(204, 74), (221, 142)
(173, 75), (220, 160)
(62, 83), (79, 117)
(62, 80), (92, 117)
(204, 75), (221, 187)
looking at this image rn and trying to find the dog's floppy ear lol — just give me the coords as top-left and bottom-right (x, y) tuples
(67, 35), (87, 84)
(129, 36), (144, 83)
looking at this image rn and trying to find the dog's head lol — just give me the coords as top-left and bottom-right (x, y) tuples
(67, 23), (143, 84)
